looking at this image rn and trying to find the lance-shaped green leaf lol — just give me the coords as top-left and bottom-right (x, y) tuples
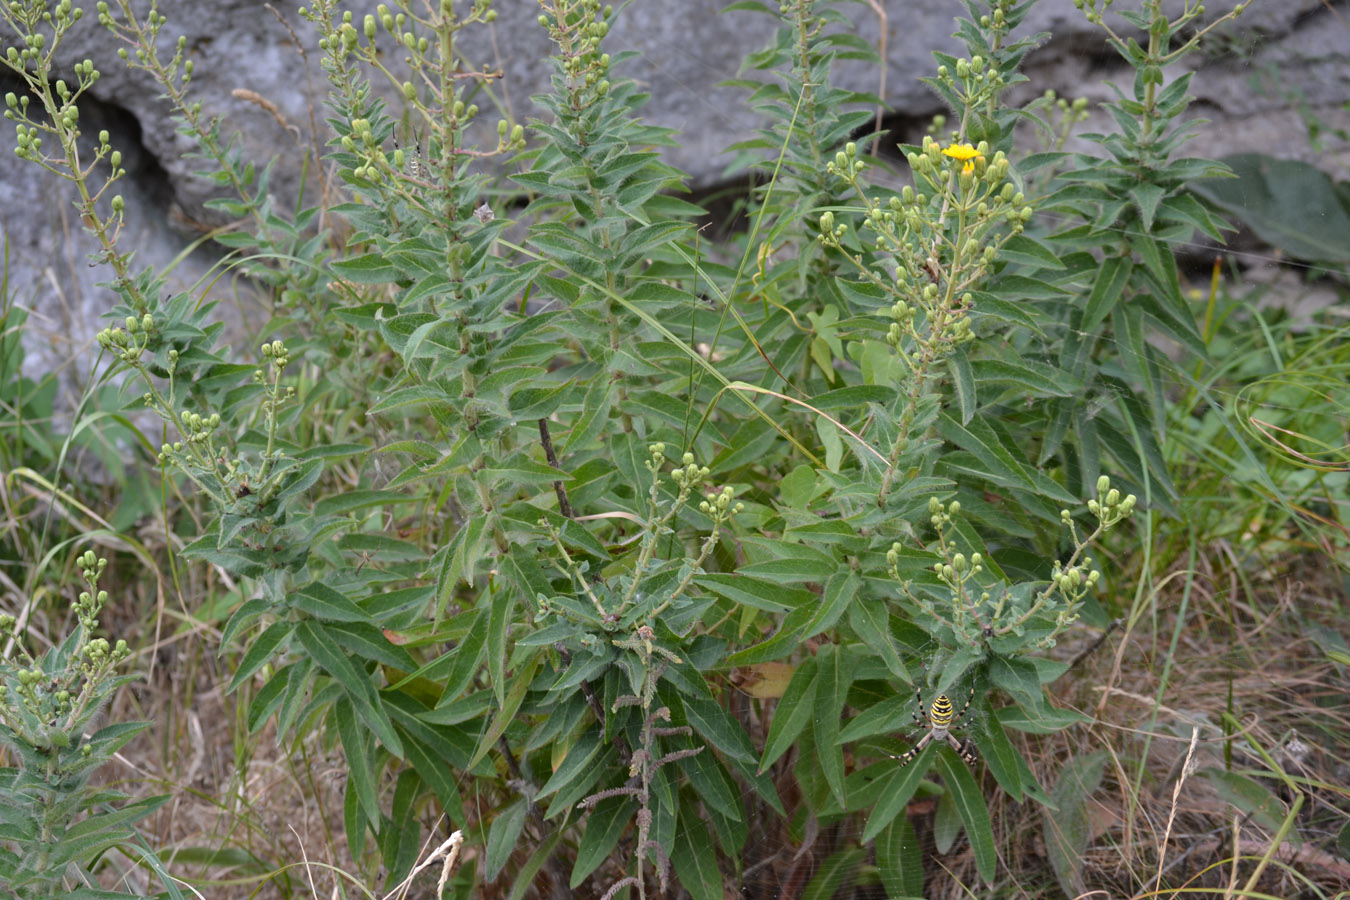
(936, 747), (997, 881)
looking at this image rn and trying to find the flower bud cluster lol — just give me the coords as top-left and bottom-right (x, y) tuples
(928, 495), (958, 528)
(341, 117), (392, 183)
(700, 485), (744, 525)
(936, 53), (1005, 100)
(260, 339), (291, 371)
(825, 141), (867, 180)
(178, 409), (221, 445)
(1051, 558), (1101, 593)
(96, 313), (155, 363)
(1045, 553), (1100, 634)
(933, 546), (985, 603)
(5, 2), (83, 69)
(646, 442), (667, 472)
(10, 121), (44, 161)
(77, 549), (106, 582)
(1086, 474), (1136, 528)
(3, 91), (31, 120)
(668, 451), (708, 490)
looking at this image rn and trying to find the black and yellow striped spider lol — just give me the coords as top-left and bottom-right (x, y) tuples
(888, 685), (978, 767)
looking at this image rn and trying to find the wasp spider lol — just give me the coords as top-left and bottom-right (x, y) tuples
(888, 685), (977, 767)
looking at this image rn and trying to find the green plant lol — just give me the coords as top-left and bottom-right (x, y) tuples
(2, 0), (1268, 895)
(0, 550), (167, 899)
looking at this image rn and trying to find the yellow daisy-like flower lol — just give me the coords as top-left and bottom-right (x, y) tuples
(943, 143), (985, 176)
(942, 143), (981, 161)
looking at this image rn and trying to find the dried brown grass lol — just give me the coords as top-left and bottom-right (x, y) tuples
(1008, 545), (1348, 900)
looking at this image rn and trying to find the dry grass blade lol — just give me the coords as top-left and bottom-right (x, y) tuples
(1153, 727), (1199, 896)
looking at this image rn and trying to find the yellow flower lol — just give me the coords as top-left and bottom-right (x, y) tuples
(944, 143), (985, 176)
(942, 143), (981, 161)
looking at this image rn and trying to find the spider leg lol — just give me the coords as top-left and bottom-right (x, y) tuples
(888, 730), (933, 766)
(945, 733), (978, 766)
(911, 687), (926, 727)
(950, 683), (974, 724)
